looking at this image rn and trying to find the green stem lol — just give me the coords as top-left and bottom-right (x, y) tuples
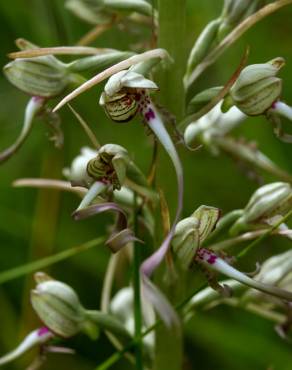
(95, 283), (207, 370)
(133, 194), (143, 370)
(153, 2), (186, 370)
(158, 0), (186, 120)
(85, 310), (132, 339)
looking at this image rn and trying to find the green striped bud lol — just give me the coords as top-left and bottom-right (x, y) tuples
(31, 272), (130, 340)
(172, 205), (220, 269)
(66, 0), (153, 25)
(227, 57), (285, 116)
(65, 0), (113, 25)
(218, 0), (257, 39)
(3, 56), (72, 98)
(31, 273), (88, 338)
(103, 0), (153, 17)
(230, 182), (292, 235)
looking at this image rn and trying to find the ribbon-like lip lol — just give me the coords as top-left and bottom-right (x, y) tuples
(196, 248), (292, 302)
(73, 202), (141, 253)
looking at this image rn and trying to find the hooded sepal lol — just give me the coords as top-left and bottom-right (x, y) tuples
(172, 205), (220, 269)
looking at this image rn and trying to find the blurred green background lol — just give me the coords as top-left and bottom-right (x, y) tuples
(1, 1), (292, 369)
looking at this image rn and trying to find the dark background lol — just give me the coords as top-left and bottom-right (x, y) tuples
(0, 1), (292, 369)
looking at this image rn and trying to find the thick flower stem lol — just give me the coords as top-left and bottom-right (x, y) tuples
(151, 1), (186, 369)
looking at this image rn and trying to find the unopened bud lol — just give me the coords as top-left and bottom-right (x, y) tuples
(172, 205), (220, 269)
(65, 0), (112, 25)
(186, 19), (221, 75)
(218, 0), (259, 39)
(244, 250), (292, 302)
(66, 0), (153, 25)
(31, 272), (131, 340)
(31, 272), (88, 338)
(3, 56), (72, 98)
(230, 182), (292, 235)
(187, 86), (223, 115)
(226, 58), (285, 116)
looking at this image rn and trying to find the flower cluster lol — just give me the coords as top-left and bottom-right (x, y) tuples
(2, 1), (292, 369)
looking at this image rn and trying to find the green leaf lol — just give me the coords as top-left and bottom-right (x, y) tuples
(0, 237), (105, 285)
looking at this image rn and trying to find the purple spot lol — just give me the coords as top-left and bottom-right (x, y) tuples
(144, 108), (155, 121)
(197, 248), (217, 264)
(207, 254), (217, 264)
(38, 327), (50, 337)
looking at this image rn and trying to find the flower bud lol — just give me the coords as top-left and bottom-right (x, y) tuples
(103, 0), (153, 17)
(63, 147), (98, 187)
(172, 217), (200, 269)
(31, 272), (87, 338)
(218, 0), (259, 39)
(3, 55), (72, 98)
(254, 250), (292, 286)
(244, 250), (292, 302)
(227, 57), (285, 116)
(66, 0), (153, 25)
(187, 86), (223, 115)
(86, 144), (130, 190)
(186, 19), (221, 75)
(172, 205), (220, 269)
(65, 0), (113, 25)
(230, 182), (292, 235)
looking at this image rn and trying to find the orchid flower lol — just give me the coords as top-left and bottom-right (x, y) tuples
(196, 248), (292, 302)
(184, 97), (292, 182)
